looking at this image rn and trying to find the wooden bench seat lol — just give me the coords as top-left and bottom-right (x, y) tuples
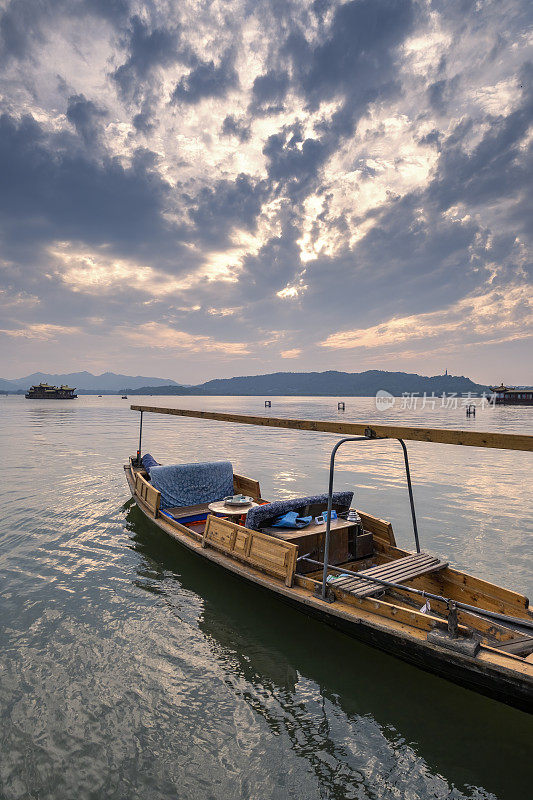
(329, 553), (448, 598)
(162, 503), (211, 519)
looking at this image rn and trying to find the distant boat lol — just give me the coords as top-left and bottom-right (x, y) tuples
(490, 384), (533, 405)
(98, 395), (102, 398)
(122, 395), (128, 399)
(25, 383), (77, 399)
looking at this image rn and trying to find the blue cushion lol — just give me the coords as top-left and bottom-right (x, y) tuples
(150, 461), (234, 509)
(245, 491), (353, 531)
(141, 453), (160, 474)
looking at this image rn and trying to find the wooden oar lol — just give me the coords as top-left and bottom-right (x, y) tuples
(131, 406), (533, 451)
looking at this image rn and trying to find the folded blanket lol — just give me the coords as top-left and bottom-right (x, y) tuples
(141, 453), (160, 474)
(150, 460), (234, 509)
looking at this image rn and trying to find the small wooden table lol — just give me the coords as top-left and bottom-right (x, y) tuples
(208, 500), (259, 519)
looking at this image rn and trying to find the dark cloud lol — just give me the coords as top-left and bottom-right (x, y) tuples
(250, 69), (289, 114)
(171, 51), (238, 105)
(221, 114), (251, 142)
(263, 122), (327, 198)
(0, 0), (42, 61)
(113, 15), (181, 102)
(188, 174), (267, 245)
(66, 94), (108, 147)
(427, 76), (460, 113)
(0, 112), (183, 261)
(312, 0), (333, 22)
(253, 0), (416, 202)
(238, 222), (302, 297)
(287, 0), (415, 110)
(429, 73), (533, 235)
(132, 105), (155, 134)
(82, 0), (129, 24)
(418, 130), (441, 148)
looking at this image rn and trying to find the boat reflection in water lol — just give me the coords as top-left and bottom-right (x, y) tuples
(126, 503), (531, 800)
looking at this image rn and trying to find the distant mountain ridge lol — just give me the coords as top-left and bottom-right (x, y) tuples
(0, 369), (491, 396)
(0, 371), (179, 392)
(134, 370), (490, 396)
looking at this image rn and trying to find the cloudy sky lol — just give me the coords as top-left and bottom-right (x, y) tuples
(0, 0), (531, 384)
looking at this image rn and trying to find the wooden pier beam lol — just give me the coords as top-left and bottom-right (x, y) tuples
(130, 406), (533, 452)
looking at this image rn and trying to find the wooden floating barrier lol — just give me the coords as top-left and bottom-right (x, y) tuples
(130, 405), (533, 452)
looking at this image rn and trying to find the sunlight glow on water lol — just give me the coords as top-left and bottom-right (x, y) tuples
(0, 395), (531, 799)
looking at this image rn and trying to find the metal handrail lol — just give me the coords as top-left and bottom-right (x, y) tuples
(320, 435), (420, 601)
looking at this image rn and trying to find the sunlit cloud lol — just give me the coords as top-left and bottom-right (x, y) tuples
(0, 323), (80, 340)
(321, 286), (533, 352)
(276, 283), (307, 300)
(122, 322), (249, 355)
(280, 348), (302, 358)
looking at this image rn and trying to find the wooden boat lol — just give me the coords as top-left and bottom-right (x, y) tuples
(124, 406), (533, 712)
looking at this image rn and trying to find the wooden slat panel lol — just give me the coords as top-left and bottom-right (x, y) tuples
(202, 516), (236, 552)
(233, 473), (261, 501)
(401, 563), (530, 613)
(358, 511), (396, 547)
(234, 530), (248, 554)
(248, 537), (288, 567)
(202, 517), (298, 586)
(130, 406), (533, 451)
(134, 473), (161, 516)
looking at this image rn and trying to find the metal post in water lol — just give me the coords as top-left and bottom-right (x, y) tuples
(137, 410), (143, 464)
(398, 439), (421, 553)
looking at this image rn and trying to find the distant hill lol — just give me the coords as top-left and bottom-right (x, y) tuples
(0, 371), (181, 393)
(134, 370), (489, 396)
(0, 369), (491, 396)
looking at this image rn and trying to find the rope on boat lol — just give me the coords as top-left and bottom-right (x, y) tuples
(300, 557), (533, 635)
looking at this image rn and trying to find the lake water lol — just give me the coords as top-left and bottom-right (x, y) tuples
(0, 394), (531, 800)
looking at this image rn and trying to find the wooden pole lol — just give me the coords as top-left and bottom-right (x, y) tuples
(129, 405), (533, 452)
